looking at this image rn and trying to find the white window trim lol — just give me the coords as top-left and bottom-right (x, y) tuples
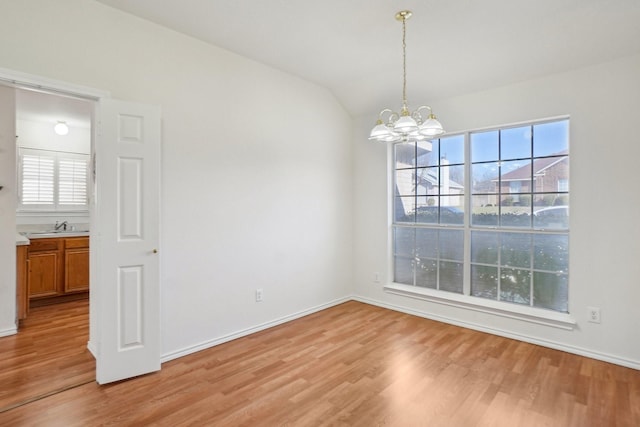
(17, 210), (90, 219)
(386, 116), (573, 329)
(384, 282), (576, 330)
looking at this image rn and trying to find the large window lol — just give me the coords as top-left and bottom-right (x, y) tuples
(393, 118), (569, 313)
(18, 148), (89, 211)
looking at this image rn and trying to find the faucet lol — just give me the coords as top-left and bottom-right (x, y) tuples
(54, 220), (68, 231)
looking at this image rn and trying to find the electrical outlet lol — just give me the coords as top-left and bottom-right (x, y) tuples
(255, 288), (263, 302)
(587, 306), (601, 323)
(373, 272), (380, 283)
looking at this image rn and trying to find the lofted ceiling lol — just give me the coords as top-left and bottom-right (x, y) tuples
(38, 1), (640, 122)
(93, 0), (640, 118)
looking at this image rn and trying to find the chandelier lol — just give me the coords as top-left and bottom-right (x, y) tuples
(369, 11), (445, 143)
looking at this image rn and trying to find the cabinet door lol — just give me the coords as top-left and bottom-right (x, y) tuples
(28, 252), (59, 298)
(65, 248), (90, 292)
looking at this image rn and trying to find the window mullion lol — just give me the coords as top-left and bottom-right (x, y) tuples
(463, 132), (471, 296)
(530, 234), (535, 307)
(413, 142), (418, 286)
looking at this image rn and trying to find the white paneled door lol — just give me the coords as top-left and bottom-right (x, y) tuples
(94, 99), (161, 384)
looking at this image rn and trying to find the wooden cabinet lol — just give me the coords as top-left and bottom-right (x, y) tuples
(28, 251), (60, 297)
(27, 236), (90, 302)
(27, 238), (62, 299)
(64, 237), (89, 292)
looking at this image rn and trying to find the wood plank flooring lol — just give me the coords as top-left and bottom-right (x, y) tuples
(0, 299), (94, 413)
(1, 300), (638, 426)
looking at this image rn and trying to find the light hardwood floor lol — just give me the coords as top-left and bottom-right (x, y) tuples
(1, 300), (638, 426)
(0, 299), (94, 413)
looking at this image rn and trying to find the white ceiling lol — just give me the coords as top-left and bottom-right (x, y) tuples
(94, 0), (640, 118)
(18, 1), (640, 124)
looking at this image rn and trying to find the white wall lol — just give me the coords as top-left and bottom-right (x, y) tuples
(0, 86), (16, 336)
(0, 0), (354, 356)
(353, 53), (640, 368)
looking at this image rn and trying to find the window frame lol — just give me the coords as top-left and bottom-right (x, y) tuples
(385, 116), (575, 330)
(17, 147), (90, 213)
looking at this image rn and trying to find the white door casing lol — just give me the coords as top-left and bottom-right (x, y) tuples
(0, 85), (17, 337)
(93, 99), (161, 384)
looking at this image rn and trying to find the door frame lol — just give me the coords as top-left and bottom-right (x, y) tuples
(0, 67), (160, 372)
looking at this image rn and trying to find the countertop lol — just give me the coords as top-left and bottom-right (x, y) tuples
(16, 230), (90, 245)
(16, 232), (30, 246)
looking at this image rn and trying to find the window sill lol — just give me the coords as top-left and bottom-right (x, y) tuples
(17, 210), (89, 216)
(384, 283), (576, 330)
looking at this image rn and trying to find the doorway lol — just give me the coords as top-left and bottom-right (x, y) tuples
(15, 88), (93, 308)
(0, 67), (161, 393)
(0, 87), (96, 412)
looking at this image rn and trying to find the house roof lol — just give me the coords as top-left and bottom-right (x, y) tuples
(500, 154), (568, 182)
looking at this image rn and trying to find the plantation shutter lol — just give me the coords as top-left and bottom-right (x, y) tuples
(59, 157), (88, 206)
(21, 152), (55, 206)
(18, 148), (89, 211)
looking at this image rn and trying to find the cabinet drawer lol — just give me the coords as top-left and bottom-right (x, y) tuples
(65, 237), (89, 249)
(29, 238), (61, 252)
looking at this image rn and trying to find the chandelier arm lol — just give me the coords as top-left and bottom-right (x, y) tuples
(414, 106), (433, 123)
(377, 108), (395, 120)
(416, 105), (434, 115)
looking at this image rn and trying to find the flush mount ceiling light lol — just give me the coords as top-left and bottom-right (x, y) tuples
(369, 11), (445, 143)
(54, 121), (69, 136)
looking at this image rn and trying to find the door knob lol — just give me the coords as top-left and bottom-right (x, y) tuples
(152, 249), (158, 254)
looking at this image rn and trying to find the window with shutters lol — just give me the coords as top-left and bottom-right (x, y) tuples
(18, 148), (89, 211)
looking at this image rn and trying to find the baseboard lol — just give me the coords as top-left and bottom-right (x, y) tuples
(160, 296), (352, 363)
(0, 326), (17, 338)
(87, 340), (97, 358)
(160, 294), (639, 371)
(352, 295), (640, 371)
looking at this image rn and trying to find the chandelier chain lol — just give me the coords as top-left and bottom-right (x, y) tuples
(401, 15), (407, 111)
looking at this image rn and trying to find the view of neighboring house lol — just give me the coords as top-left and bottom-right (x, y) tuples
(480, 151), (569, 206)
(499, 152), (569, 197)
